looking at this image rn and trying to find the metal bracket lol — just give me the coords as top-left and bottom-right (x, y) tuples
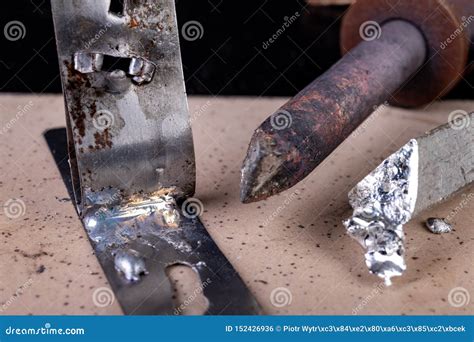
(51, 0), (260, 314)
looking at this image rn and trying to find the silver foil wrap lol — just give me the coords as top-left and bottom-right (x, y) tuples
(343, 140), (419, 285)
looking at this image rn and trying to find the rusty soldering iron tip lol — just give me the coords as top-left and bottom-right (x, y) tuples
(240, 130), (292, 203)
(240, 120), (316, 203)
(240, 20), (428, 203)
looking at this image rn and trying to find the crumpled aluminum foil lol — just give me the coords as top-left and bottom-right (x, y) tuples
(343, 140), (419, 286)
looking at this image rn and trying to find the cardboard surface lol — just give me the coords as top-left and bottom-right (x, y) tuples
(0, 95), (472, 315)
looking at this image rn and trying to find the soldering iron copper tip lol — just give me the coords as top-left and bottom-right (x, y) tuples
(240, 129), (284, 203)
(239, 120), (312, 203)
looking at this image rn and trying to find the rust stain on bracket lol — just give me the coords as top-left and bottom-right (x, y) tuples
(52, 0), (260, 315)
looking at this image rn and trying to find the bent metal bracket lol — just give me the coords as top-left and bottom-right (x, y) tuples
(51, 0), (260, 315)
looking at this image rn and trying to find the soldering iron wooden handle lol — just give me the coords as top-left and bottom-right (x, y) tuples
(341, 0), (474, 107)
(240, 0), (474, 203)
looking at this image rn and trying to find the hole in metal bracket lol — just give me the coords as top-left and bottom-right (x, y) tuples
(102, 55), (132, 72)
(166, 264), (209, 315)
(109, 0), (125, 16)
(74, 53), (156, 85)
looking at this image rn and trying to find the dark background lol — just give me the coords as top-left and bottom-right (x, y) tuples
(0, 0), (472, 99)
